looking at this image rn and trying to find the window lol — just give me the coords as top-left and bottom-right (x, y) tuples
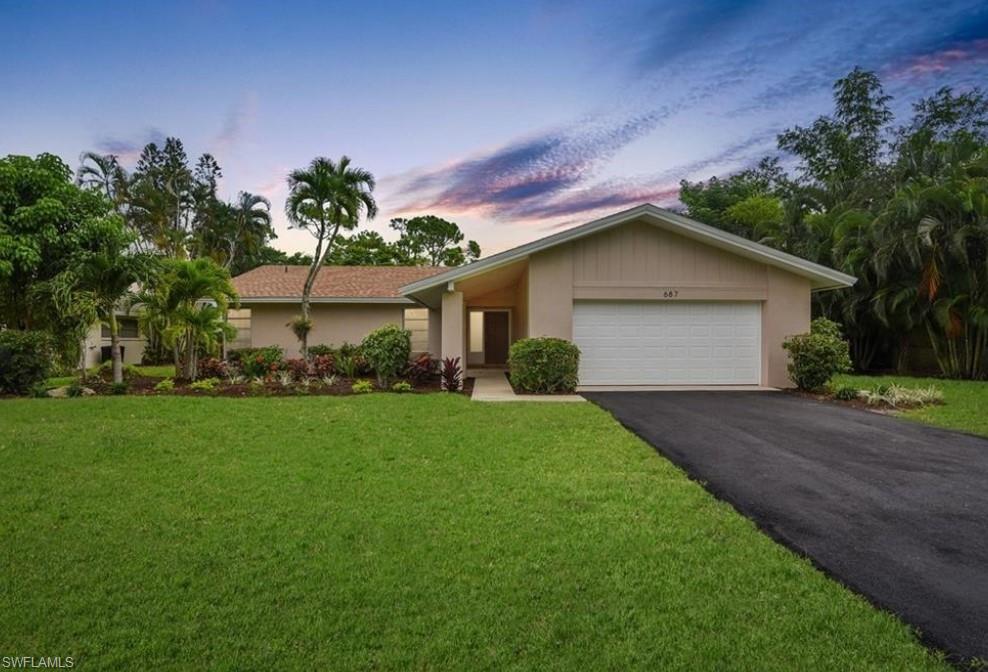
(403, 308), (429, 353)
(102, 318), (139, 339)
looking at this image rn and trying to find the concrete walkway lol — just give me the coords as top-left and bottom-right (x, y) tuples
(469, 369), (585, 402)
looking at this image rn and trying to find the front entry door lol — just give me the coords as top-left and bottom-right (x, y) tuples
(483, 311), (509, 365)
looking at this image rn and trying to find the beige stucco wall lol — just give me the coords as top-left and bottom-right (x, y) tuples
(441, 291), (465, 365)
(246, 302), (406, 358)
(82, 321), (147, 368)
(523, 217), (812, 387)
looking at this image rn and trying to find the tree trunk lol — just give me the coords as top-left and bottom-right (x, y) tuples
(109, 315), (123, 385)
(299, 218), (341, 361)
(185, 328), (197, 380)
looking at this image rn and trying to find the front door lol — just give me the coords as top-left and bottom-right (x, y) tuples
(483, 311), (509, 365)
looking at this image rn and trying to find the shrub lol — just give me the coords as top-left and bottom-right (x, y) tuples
(198, 357), (229, 379)
(508, 337), (580, 394)
(154, 378), (176, 393)
(860, 383), (944, 408)
(283, 358), (310, 381)
(110, 381), (128, 395)
(274, 370), (294, 388)
(311, 354), (335, 377)
(406, 353), (438, 384)
(307, 344), (334, 358)
(832, 384), (860, 401)
(781, 318), (852, 391)
(391, 381), (413, 393)
(334, 354), (359, 379)
(336, 342), (370, 374)
(98, 360), (139, 381)
(66, 381), (85, 398)
(320, 373), (338, 388)
(29, 383), (50, 398)
(233, 346), (284, 378)
(440, 356), (462, 392)
(0, 330), (52, 395)
(361, 324), (411, 388)
(189, 377), (220, 392)
(352, 379), (374, 394)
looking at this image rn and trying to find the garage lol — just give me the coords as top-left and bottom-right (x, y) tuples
(572, 300), (761, 385)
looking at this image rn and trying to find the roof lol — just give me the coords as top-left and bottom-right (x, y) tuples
(232, 265), (445, 303)
(400, 203), (857, 296)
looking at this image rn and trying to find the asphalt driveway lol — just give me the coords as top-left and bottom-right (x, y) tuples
(583, 391), (988, 664)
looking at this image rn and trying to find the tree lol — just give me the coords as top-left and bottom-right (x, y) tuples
(0, 153), (119, 364)
(285, 156), (377, 359)
(153, 258), (238, 380)
(192, 191), (273, 271)
(325, 230), (401, 265)
(678, 158), (789, 238)
(390, 215), (480, 266)
(50, 217), (157, 383)
(76, 151), (129, 212)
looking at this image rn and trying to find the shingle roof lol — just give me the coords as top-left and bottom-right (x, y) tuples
(232, 265), (445, 300)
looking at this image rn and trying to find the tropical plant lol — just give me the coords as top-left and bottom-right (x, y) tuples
(351, 379), (374, 394)
(155, 258), (238, 380)
(406, 353), (438, 384)
(48, 217), (157, 383)
(440, 356), (462, 392)
(189, 377), (220, 392)
(391, 381), (413, 393)
(285, 156), (377, 359)
(154, 378), (176, 393)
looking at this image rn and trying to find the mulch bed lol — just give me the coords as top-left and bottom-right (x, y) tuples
(78, 375), (474, 398)
(784, 388), (937, 413)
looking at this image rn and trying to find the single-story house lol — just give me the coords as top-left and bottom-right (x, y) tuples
(81, 312), (146, 368)
(233, 203), (855, 388)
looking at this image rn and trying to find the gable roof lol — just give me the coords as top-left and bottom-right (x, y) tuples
(232, 265), (445, 303)
(399, 203), (857, 296)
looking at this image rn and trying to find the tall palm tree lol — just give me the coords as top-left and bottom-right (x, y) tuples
(227, 191), (273, 269)
(285, 156), (377, 358)
(77, 151), (128, 208)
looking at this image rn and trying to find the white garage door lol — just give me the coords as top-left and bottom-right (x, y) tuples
(573, 301), (761, 386)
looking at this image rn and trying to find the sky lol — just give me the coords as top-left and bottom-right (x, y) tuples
(2, 0), (987, 256)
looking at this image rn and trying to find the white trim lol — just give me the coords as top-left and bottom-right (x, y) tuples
(237, 296), (416, 305)
(399, 203), (857, 294)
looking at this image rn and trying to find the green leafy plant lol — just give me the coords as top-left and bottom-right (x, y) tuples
(0, 330), (52, 395)
(98, 360), (139, 381)
(508, 337), (581, 394)
(391, 381), (413, 393)
(110, 381), (128, 395)
(406, 353), (438, 384)
(832, 384), (860, 401)
(154, 378), (176, 393)
(307, 344), (334, 358)
(232, 346), (284, 378)
(29, 383), (50, 399)
(66, 382), (85, 398)
(334, 354), (358, 379)
(351, 379), (374, 394)
(320, 374), (338, 387)
(189, 377), (220, 392)
(361, 324), (411, 388)
(782, 318), (852, 391)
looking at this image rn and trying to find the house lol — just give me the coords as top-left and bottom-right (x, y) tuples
(81, 312), (146, 368)
(234, 203), (855, 388)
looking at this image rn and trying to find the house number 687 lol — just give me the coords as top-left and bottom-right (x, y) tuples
(663, 290), (679, 298)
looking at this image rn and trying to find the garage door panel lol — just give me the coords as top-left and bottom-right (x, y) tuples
(573, 301), (761, 386)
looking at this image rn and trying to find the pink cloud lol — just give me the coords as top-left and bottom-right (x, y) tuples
(886, 39), (988, 80)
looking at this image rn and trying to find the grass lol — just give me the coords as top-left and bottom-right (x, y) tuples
(0, 395), (948, 671)
(836, 373), (988, 437)
(46, 364), (175, 388)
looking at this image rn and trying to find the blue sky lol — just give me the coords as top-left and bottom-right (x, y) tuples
(2, 0), (987, 255)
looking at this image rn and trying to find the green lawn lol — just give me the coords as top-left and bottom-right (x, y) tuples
(0, 396), (947, 671)
(836, 373), (988, 437)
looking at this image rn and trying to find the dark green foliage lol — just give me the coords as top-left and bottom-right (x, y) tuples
(110, 381), (128, 395)
(307, 344), (335, 357)
(832, 384), (860, 401)
(0, 330), (52, 395)
(230, 346), (283, 378)
(783, 318), (853, 391)
(508, 337), (580, 394)
(361, 324), (411, 387)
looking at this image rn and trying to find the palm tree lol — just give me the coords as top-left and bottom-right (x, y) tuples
(227, 191), (273, 269)
(77, 151), (128, 208)
(51, 217), (157, 384)
(160, 258), (238, 380)
(285, 156), (377, 358)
